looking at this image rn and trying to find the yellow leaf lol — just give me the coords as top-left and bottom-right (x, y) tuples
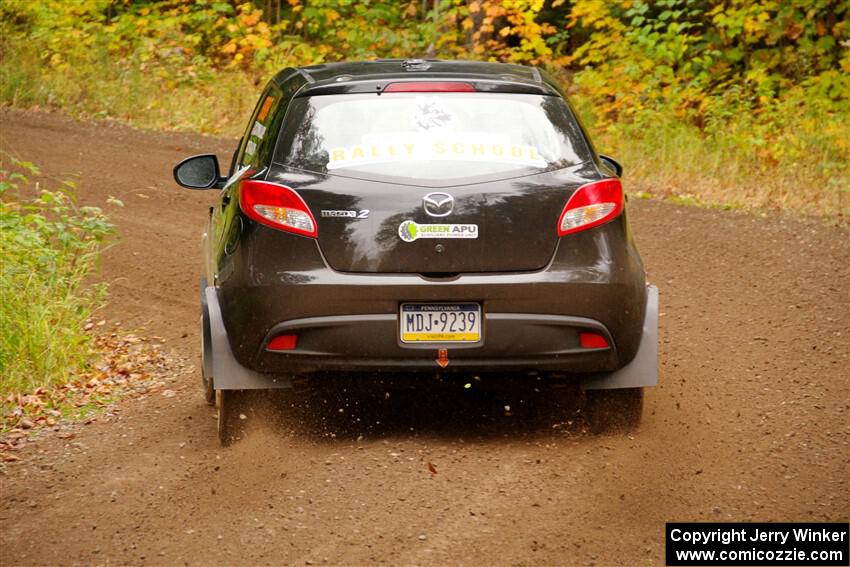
(241, 13), (260, 27)
(325, 9), (340, 23)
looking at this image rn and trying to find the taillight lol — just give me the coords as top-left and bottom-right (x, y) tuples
(239, 179), (317, 238)
(266, 334), (298, 351)
(579, 332), (610, 349)
(384, 82), (476, 93)
(557, 178), (623, 237)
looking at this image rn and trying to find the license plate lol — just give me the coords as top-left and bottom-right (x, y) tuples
(400, 303), (482, 343)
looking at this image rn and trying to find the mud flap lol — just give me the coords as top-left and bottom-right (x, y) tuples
(200, 279), (213, 384)
(204, 286), (292, 390)
(582, 285), (658, 390)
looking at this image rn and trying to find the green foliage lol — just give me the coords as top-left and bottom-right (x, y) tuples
(562, 0), (848, 216)
(0, 0), (846, 216)
(0, 158), (115, 396)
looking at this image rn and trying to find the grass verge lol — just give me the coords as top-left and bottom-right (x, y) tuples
(0, 156), (117, 398)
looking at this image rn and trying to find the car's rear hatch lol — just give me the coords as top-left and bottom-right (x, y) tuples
(268, 87), (595, 274)
(267, 166), (594, 273)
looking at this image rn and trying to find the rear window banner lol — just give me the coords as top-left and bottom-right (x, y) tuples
(327, 133), (546, 170)
(276, 93), (591, 182)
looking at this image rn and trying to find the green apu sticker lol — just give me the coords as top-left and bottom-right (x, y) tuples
(398, 221), (478, 242)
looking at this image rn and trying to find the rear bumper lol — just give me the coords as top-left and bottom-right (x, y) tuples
(258, 311), (619, 373)
(208, 214), (655, 388)
(204, 284), (658, 390)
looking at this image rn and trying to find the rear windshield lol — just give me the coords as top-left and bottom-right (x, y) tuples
(273, 92), (593, 183)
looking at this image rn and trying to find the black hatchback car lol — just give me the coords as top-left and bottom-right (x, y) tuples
(173, 60), (658, 444)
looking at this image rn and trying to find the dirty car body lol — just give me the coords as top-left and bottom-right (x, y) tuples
(174, 60), (658, 442)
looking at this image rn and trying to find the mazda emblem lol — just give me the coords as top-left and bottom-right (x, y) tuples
(422, 192), (454, 217)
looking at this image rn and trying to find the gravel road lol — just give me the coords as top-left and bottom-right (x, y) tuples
(1, 109), (847, 567)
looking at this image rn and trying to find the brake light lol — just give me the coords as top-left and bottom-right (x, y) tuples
(239, 179), (317, 238)
(384, 82), (476, 93)
(579, 332), (610, 349)
(267, 334), (298, 351)
(557, 178), (623, 237)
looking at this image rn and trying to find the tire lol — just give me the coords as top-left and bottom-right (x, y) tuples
(217, 389), (251, 446)
(585, 387), (643, 434)
(202, 373), (215, 406)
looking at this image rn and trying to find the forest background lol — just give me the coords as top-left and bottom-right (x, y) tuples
(1, 0), (848, 217)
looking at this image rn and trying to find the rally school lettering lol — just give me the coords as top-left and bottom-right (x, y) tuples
(327, 141), (545, 169)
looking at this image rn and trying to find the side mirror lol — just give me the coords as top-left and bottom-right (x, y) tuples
(599, 154), (623, 177)
(173, 154), (225, 190)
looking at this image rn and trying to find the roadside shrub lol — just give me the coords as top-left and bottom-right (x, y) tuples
(0, 158), (115, 396)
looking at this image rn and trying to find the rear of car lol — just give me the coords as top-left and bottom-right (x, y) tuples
(177, 61), (657, 443)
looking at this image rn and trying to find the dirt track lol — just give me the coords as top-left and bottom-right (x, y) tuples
(0, 108), (847, 567)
